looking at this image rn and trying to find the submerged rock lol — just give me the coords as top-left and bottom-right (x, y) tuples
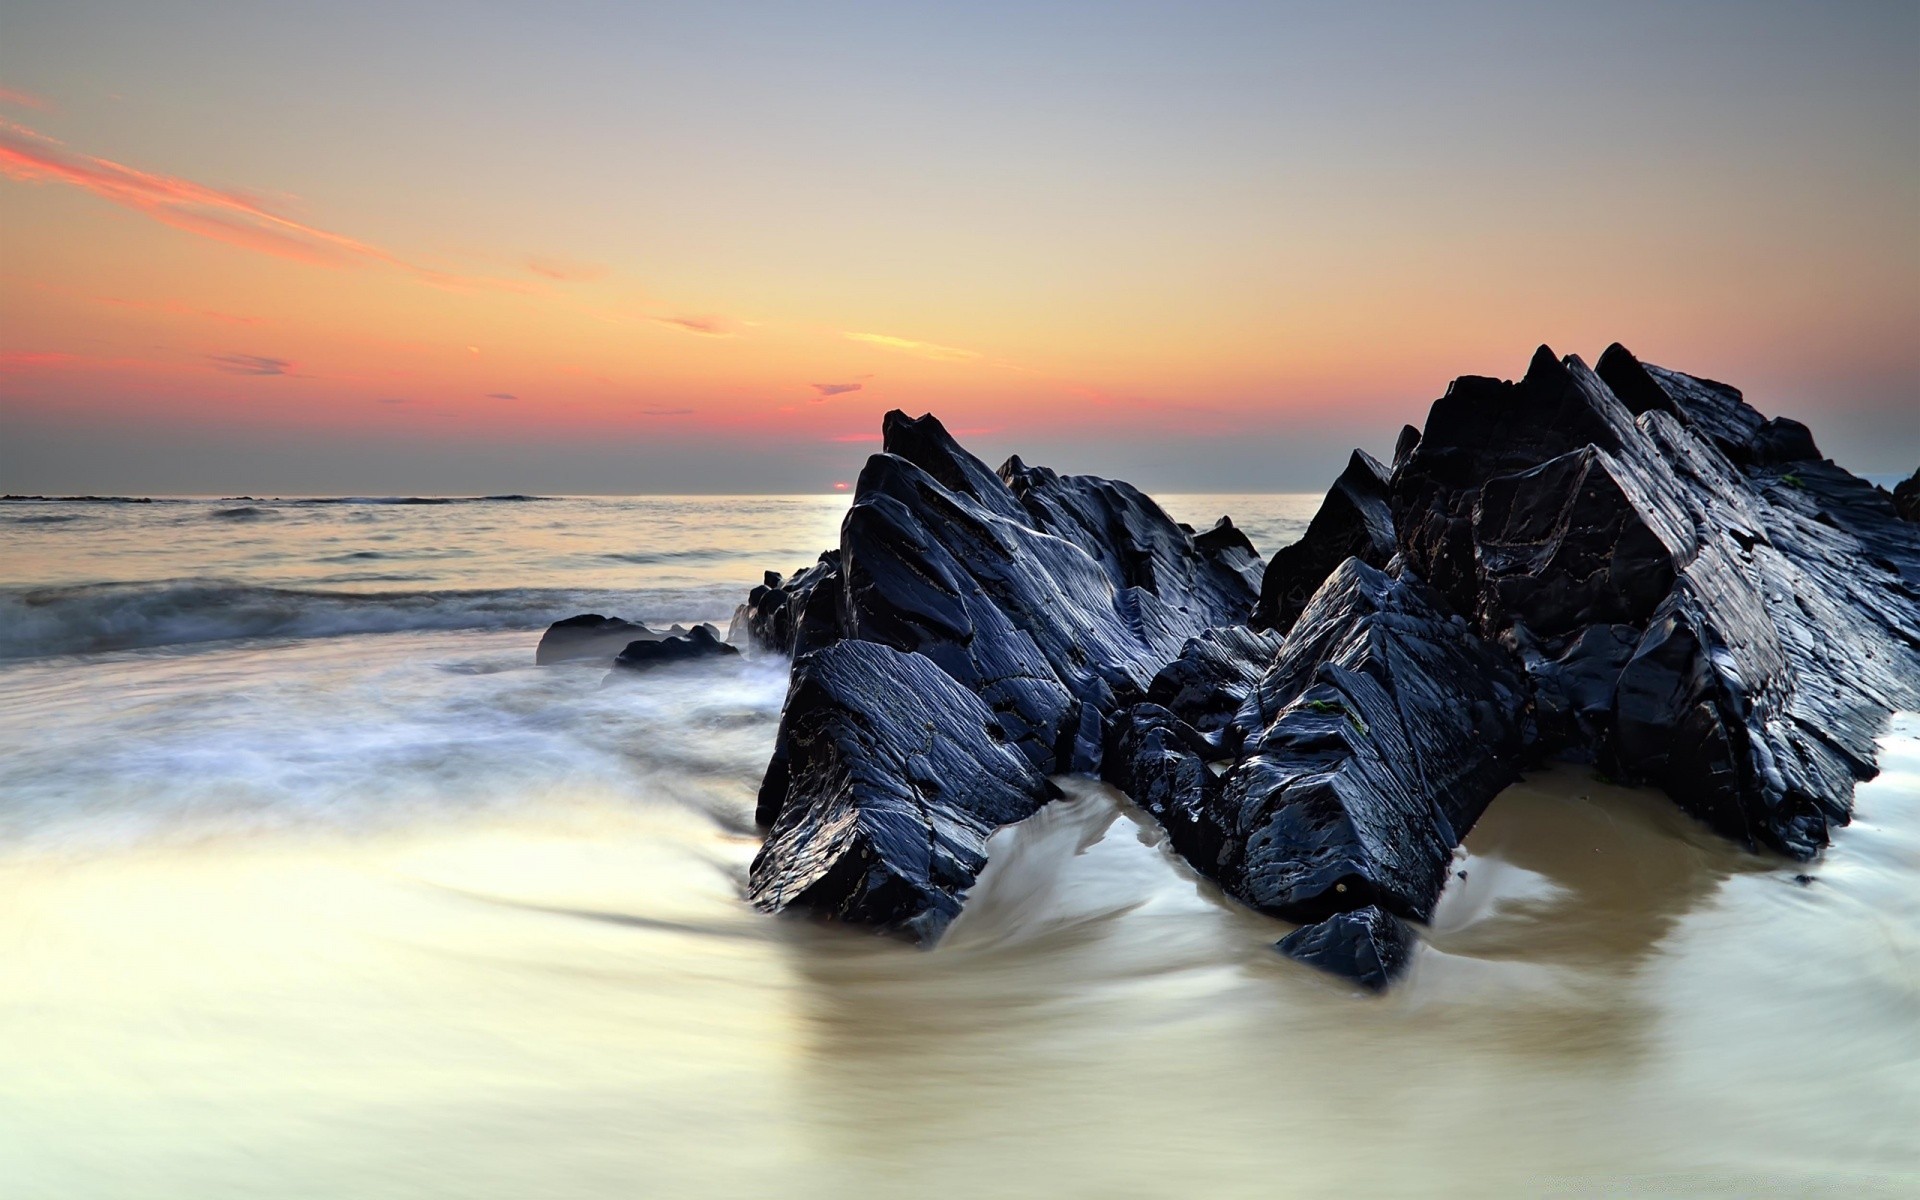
(607, 623), (736, 673)
(536, 614), (655, 665)
(1276, 905), (1417, 992)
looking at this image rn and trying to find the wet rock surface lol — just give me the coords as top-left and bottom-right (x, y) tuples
(1275, 905), (1417, 992)
(1250, 449), (1395, 634)
(744, 410), (1258, 935)
(1105, 558), (1527, 928)
(740, 347), (1920, 990)
(607, 623), (737, 674)
(535, 614), (655, 665)
(1397, 344), (1920, 859)
(1895, 468), (1920, 523)
(748, 641), (1053, 942)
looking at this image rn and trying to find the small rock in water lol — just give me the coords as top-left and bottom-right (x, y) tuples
(607, 624), (737, 674)
(536, 613), (655, 666)
(1276, 905), (1416, 992)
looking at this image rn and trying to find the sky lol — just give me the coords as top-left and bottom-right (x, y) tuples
(1, 1), (1915, 495)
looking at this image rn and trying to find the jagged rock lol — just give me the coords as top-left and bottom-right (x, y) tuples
(1276, 905), (1416, 992)
(731, 557), (842, 657)
(1107, 558), (1527, 926)
(742, 346), (1920, 990)
(748, 640), (1054, 942)
(745, 410), (1259, 937)
(1894, 468), (1920, 523)
(1143, 625), (1282, 737)
(606, 624), (737, 674)
(536, 614), (655, 665)
(1250, 449), (1395, 633)
(1388, 343), (1920, 858)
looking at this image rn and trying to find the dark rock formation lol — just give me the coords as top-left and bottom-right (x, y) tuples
(1106, 558), (1527, 929)
(536, 614), (654, 665)
(748, 641), (1053, 942)
(1391, 344), (1920, 858)
(1895, 468), (1920, 523)
(746, 410), (1260, 936)
(732, 558), (842, 658)
(742, 345), (1920, 990)
(1250, 449), (1395, 633)
(1276, 905), (1416, 992)
(606, 623), (737, 674)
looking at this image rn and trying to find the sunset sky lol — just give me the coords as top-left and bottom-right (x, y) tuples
(2, 1), (1915, 494)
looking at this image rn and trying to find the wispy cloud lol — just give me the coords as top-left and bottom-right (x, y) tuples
(653, 315), (735, 337)
(809, 381), (865, 399)
(95, 295), (265, 325)
(208, 353), (293, 376)
(844, 332), (979, 363)
(0, 118), (520, 290)
(0, 85), (52, 112)
(484, 391), (517, 400)
(526, 257), (607, 282)
(640, 404), (694, 416)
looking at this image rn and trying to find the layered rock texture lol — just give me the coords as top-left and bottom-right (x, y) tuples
(741, 347), (1920, 990)
(739, 411), (1260, 941)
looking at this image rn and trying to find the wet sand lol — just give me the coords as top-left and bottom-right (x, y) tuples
(2, 719), (1914, 1198)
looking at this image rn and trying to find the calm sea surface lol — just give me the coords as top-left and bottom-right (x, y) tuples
(0, 493), (1914, 1197)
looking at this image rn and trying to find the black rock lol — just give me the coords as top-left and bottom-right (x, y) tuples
(1894, 468), (1920, 523)
(1143, 624), (1282, 737)
(536, 614), (655, 665)
(1108, 558), (1527, 925)
(748, 640), (1053, 942)
(741, 346), (1920, 988)
(1389, 343), (1920, 858)
(1250, 449), (1395, 633)
(745, 410), (1260, 937)
(731, 556), (841, 657)
(607, 623), (738, 673)
(1276, 905), (1416, 992)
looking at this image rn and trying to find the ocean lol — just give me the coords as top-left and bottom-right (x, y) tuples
(0, 493), (1914, 1197)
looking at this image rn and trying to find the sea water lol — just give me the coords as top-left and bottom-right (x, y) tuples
(0, 493), (1914, 1198)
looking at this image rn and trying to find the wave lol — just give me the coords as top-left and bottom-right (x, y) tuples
(279, 495), (553, 506)
(2, 494), (163, 504)
(4, 494), (553, 507)
(211, 505), (274, 520)
(0, 580), (744, 659)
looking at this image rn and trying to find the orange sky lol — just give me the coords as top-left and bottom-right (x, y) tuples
(3, 3), (1915, 493)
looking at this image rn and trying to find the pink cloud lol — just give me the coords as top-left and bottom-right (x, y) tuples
(809, 381), (864, 399)
(653, 314), (736, 337)
(0, 118), (521, 290)
(0, 85), (52, 112)
(208, 353), (294, 376)
(526, 257), (607, 282)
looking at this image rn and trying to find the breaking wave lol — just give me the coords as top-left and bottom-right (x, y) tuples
(0, 580), (743, 659)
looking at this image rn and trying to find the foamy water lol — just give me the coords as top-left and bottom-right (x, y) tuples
(0, 494), (1914, 1198)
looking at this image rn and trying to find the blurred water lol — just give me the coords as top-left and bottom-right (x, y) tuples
(0, 492), (1914, 1198)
